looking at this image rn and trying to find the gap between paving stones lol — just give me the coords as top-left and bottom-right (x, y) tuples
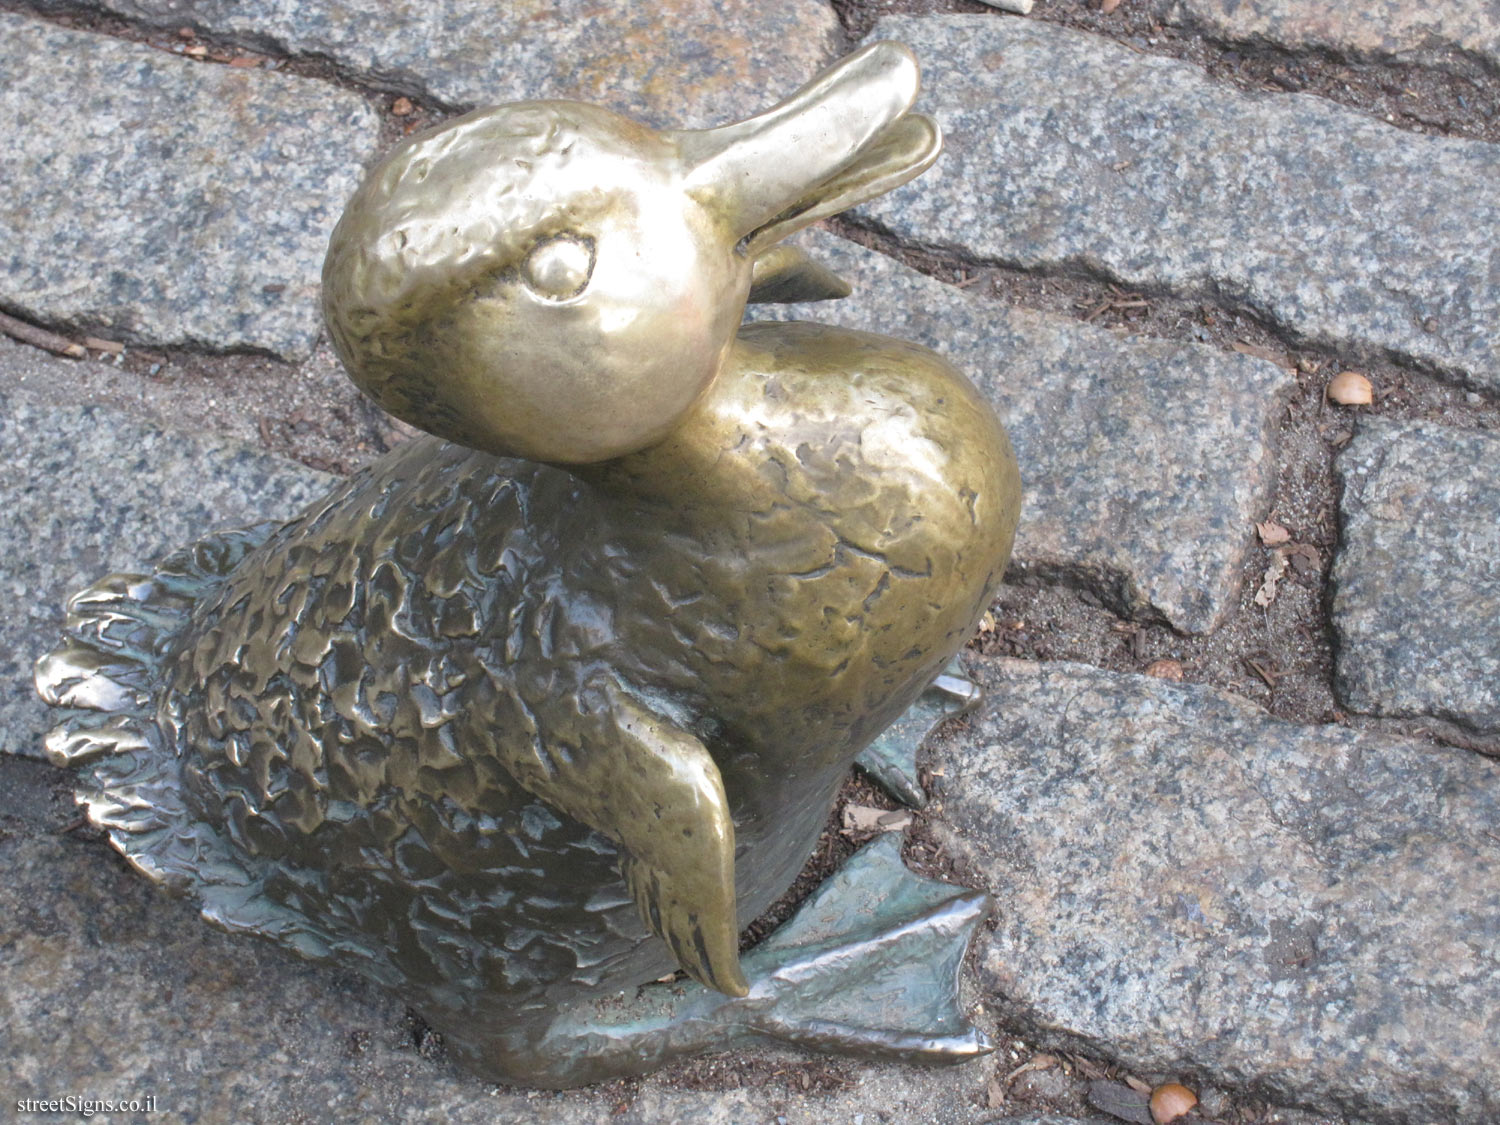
(838, 210), (1500, 412)
(828, 212), (1499, 751)
(828, 0), (1500, 146)
(5, 0), (452, 118)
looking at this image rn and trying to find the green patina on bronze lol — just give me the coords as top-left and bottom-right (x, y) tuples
(36, 43), (1021, 1086)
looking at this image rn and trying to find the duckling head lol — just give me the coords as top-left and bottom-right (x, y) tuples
(323, 42), (941, 464)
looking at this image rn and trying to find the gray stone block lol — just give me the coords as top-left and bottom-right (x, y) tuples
(934, 657), (1500, 1124)
(0, 12), (377, 359)
(0, 372), (334, 761)
(858, 16), (1500, 392)
(1150, 0), (1500, 79)
(756, 232), (1293, 632)
(1332, 419), (1500, 736)
(38, 0), (841, 128)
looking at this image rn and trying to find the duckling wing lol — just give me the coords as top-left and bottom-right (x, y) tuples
(493, 671), (747, 998)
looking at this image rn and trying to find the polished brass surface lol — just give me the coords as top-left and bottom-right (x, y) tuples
(37, 42), (1022, 1086)
(322, 41), (939, 465)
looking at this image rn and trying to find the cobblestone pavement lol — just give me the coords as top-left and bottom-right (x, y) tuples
(1, 1), (1497, 1122)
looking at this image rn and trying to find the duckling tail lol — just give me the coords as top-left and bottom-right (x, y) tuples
(34, 524), (275, 891)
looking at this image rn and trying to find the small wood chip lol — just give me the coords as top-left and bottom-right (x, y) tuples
(0, 309), (85, 358)
(228, 54), (263, 68)
(1256, 519), (1291, 546)
(841, 805), (914, 836)
(1232, 339), (1292, 368)
(184, 43), (208, 58)
(978, 0), (1035, 11)
(1245, 655), (1280, 689)
(82, 335), (124, 355)
(1100, 0), (1124, 13)
(391, 96), (415, 116)
(1328, 370), (1373, 405)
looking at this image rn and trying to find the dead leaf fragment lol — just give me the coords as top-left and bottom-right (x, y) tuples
(987, 1076), (1006, 1108)
(1145, 658), (1184, 681)
(1124, 1075), (1153, 1095)
(1253, 550), (1288, 607)
(1285, 541), (1321, 576)
(1328, 370), (1373, 405)
(1256, 520), (1291, 546)
(841, 805), (914, 836)
(1100, 0), (1124, 13)
(228, 54), (263, 68)
(1004, 1053), (1058, 1083)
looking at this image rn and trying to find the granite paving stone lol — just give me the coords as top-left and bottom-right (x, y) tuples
(1331, 419), (1500, 738)
(0, 11), (378, 360)
(858, 16), (1500, 393)
(0, 375), (334, 762)
(932, 657), (1500, 1124)
(756, 231), (1293, 633)
(38, 0), (841, 128)
(1149, 0), (1500, 80)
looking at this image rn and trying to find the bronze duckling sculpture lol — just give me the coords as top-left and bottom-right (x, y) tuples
(37, 42), (1021, 1086)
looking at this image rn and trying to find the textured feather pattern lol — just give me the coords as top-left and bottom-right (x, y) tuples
(36, 322), (1019, 1058)
(33, 526), (346, 959)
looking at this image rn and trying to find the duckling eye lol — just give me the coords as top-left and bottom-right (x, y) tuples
(521, 235), (594, 301)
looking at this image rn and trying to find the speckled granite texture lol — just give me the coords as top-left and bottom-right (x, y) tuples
(0, 11), (377, 360)
(0, 385), (332, 760)
(858, 16), (1500, 393)
(1331, 419), (1500, 737)
(933, 658), (1500, 1124)
(32, 0), (840, 128)
(757, 232), (1292, 633)
(1149, 0), (1500, 78)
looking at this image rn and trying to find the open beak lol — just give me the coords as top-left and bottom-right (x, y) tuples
(675, 42), (941, 258)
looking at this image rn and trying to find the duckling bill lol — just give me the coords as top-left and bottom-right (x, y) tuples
(37, 42), (1021, 1085)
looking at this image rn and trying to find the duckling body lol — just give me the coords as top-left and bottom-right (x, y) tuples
(160, 320), (1014, 1044)
(39, 43), (1020, 1084)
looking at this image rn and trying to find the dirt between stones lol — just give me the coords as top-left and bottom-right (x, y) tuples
(831, 0), (1500, 145)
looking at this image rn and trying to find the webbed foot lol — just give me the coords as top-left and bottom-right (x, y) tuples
(855, 659), (981, 808)
(476, 834), (992, 1088)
